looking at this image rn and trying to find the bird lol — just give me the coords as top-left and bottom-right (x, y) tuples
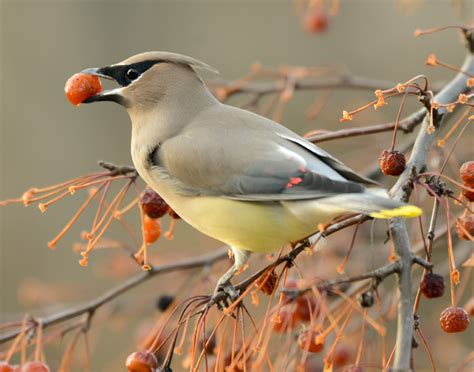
(80, 51), (421, 302)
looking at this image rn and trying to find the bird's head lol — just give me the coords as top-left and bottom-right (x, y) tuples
(80, 51), (218, 111)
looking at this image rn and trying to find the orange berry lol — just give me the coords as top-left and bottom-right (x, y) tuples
(460, 161), (474, 185)
(143, 215), (161, 244)
(125, 351), (158, 372)
(272, 306), (298, 333)
(64, 73), (102, 106)
(455, 216), (474, 240)
(379, 150), (406, 176)
(297, 330), (324, 353)
(420, 272), (445, 298)
(461, 182), (474, 202)
(141, 188), (169, 219)
(20, 361), (50, 372)
(0, 361), (13, 372)
(440, 306), (470, 333)
(303, 10), (329, 34)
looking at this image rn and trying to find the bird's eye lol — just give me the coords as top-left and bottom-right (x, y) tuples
(126, 69), (140, 81)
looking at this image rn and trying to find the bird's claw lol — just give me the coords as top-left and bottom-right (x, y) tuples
(209, 281), (240, 310)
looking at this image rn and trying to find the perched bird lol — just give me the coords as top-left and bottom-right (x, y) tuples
(80, 52), (421, 301)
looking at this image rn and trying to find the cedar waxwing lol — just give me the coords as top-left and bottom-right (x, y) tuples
(80, 52), (421, 301)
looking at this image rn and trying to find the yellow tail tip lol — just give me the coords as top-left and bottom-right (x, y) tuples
(370, 205), (422, 219)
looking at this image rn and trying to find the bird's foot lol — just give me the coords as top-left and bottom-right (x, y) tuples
(208, 281), (240, 310)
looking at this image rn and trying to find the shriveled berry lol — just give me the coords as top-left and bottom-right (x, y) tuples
(440, 306), (470, 333)
(156, 294), (175, 312)
(295, 295), (319, 322)
(141, 188), (169, 219)
(143, 215), (161, 244)
(20, 361), (50, 372)
(126, 351), (158, 372)
(297, 330), (324, 353)
(455, 216), (474, 240)
(272, 306), (298, 333)
(0, 361), (13, 372)
(255, 270), (278, 295)
(358, 291), (375, 308)
(461, 182), (474, 202)
(460, 161), (474, 185)
(420, 272), (445, 298)
(379, 149), (406, 176)
(65, 73), (102, 106)
(303, 10), (329, 34)
(464, 297), (474, 316)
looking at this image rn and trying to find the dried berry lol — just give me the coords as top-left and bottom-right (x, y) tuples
(358, 291), (375, 308)
(440, 306), (470, 333)
(455, 216), (474, 240)
(303, 10), (329, 34)
(125, 351), (158, 372)
(143, 215), (161, 244)
(378, 150), (406, 176)
(463, 297), (474, 317)
(295, 295), (319, 322)
(420, 272), (445, 298)
(0, 362), (13, 372)
(141, 188), (169, 219)
(156, 294), (175, 312)
(64, 73), (102, 106)
(297, 330), (324, 353)
(462, 182), (474, 202)
(272, 306), (298, 333)
(255, 270), (278, 295)
(460, 161), (474, 185)
(20, 362), (50, 372)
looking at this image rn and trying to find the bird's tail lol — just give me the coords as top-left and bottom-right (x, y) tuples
(317, 189), (422, 219)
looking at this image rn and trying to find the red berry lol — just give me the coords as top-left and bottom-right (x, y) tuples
(125, 351), (158, 372)
(455, 216), (474, 240)
(461, 182), (474, 202)
(420, 272), (445, 298)
(460, 161), (474, 185)
(440, 306), (470, 333)
(297, 330), (324, 353)
(20, 362), (50, 372)
(64, 73), (102, 106)
(379, 150), (406, 176)
(331, 345), (352, 367)
(464, 297), (474, 317)
(0, 362), (13, 372)
(255, 270), (278, 295)
(141, 188), (169, 219)
(143, 215), (161, 244)
(295, 295), (319, 322)
(303, 10), (329, 34)
(272, 306), (298, 333)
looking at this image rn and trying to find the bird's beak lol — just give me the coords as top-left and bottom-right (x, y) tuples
(80, 67), (125, 105)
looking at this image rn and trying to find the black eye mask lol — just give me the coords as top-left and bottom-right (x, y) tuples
(98, 60), (161, 87)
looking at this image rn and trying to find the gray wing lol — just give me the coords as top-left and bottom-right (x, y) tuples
(155, 105), (374, 201)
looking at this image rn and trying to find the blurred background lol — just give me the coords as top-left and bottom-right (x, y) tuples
(1, 0), (473, 371)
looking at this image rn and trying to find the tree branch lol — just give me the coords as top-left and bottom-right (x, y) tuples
(0, 248), (228, 344)
(388, 34), (474, 371)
